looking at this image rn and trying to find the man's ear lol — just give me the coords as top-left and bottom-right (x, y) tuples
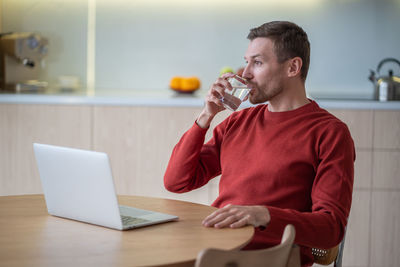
(287, 57), (303, 78)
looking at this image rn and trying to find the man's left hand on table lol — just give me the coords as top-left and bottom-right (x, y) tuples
(202, 204), (270, 229)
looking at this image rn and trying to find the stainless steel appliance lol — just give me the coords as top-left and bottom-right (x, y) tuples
(369, 58), (400, 101)
(0, 32), (48, 92)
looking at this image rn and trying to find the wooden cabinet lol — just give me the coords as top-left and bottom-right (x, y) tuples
(0, 104), (91, 195)
(0, 103), (399, 267)
(92, 106), (211, 204)
(327, 110), (372, 267)
(370, 111), (400, 267)
(328, 109), (400, 267)
(0, 104), (229, 204)
(91, 105), (229, 204)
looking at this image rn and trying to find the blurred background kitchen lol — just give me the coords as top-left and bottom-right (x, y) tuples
(1, 1), (400, 267)
(1, 0), (399, 97)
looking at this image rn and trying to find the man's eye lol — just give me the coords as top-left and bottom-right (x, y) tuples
(255, 61), (262, 65)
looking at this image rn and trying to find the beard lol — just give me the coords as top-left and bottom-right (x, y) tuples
(249, 84), (283, 104)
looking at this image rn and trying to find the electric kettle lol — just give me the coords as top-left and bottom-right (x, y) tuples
(368, 58), (400, 101)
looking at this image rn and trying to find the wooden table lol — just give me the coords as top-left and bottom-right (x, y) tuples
(0, 195), (254, 267)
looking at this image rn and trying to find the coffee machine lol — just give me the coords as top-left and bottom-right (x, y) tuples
(0, 32), (48, 92)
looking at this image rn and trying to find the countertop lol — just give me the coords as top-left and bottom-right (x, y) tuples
(1, 89), (400, 110)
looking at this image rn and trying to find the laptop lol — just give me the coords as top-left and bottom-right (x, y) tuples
(33, 143), (178, 230)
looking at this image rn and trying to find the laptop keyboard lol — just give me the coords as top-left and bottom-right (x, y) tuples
(121, 215), (150, 226)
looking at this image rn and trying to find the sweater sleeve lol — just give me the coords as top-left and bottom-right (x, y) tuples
(164, 120), (226, 193)
(262, 122), (355, 249)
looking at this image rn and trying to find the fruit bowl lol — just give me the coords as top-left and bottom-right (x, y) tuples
(170, 76), (201, 94)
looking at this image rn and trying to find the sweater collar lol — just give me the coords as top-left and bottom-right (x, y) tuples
(264, 99), (319, 121)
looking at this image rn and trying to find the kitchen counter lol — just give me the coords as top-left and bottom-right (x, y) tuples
(1, 89), (400, 110)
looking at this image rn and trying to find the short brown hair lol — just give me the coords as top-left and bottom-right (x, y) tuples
(247, 21), (310, 81)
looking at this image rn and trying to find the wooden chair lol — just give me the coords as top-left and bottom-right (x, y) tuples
(311, 229), (347, 267)
(195, 224), (301, 267)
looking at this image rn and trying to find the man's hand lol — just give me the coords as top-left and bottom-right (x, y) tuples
(196, 73), (236, 129)
(202, 204), (271, 229)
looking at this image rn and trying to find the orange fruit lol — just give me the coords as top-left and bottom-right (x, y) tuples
(170, 76), (200, 93)
(181, 77), (200, 91)
(169, 76), (183, 90)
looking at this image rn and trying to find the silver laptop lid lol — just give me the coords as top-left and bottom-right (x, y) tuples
(33, 143), (123, 230)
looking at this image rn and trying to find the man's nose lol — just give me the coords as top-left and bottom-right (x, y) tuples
(242, 66), (253, 80)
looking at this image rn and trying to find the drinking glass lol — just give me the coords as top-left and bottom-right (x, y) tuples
(220, 75), (250, 111)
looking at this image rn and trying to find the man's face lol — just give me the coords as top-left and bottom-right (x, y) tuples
(243, 37), (288, 104)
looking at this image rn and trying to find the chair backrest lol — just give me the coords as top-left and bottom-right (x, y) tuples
(311, 229), (347, 267)
(195, 224), (300, 267)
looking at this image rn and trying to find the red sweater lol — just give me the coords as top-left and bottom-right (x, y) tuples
(164, 101), (355, 266)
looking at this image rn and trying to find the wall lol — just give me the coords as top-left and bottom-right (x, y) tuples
(1, 0), (400, 98)
(0, 0), (2, 32)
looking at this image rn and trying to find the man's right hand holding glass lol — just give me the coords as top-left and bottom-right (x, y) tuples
(196, 73), (237, 129)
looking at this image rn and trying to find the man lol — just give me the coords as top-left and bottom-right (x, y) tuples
(164, 21), (355, 266)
